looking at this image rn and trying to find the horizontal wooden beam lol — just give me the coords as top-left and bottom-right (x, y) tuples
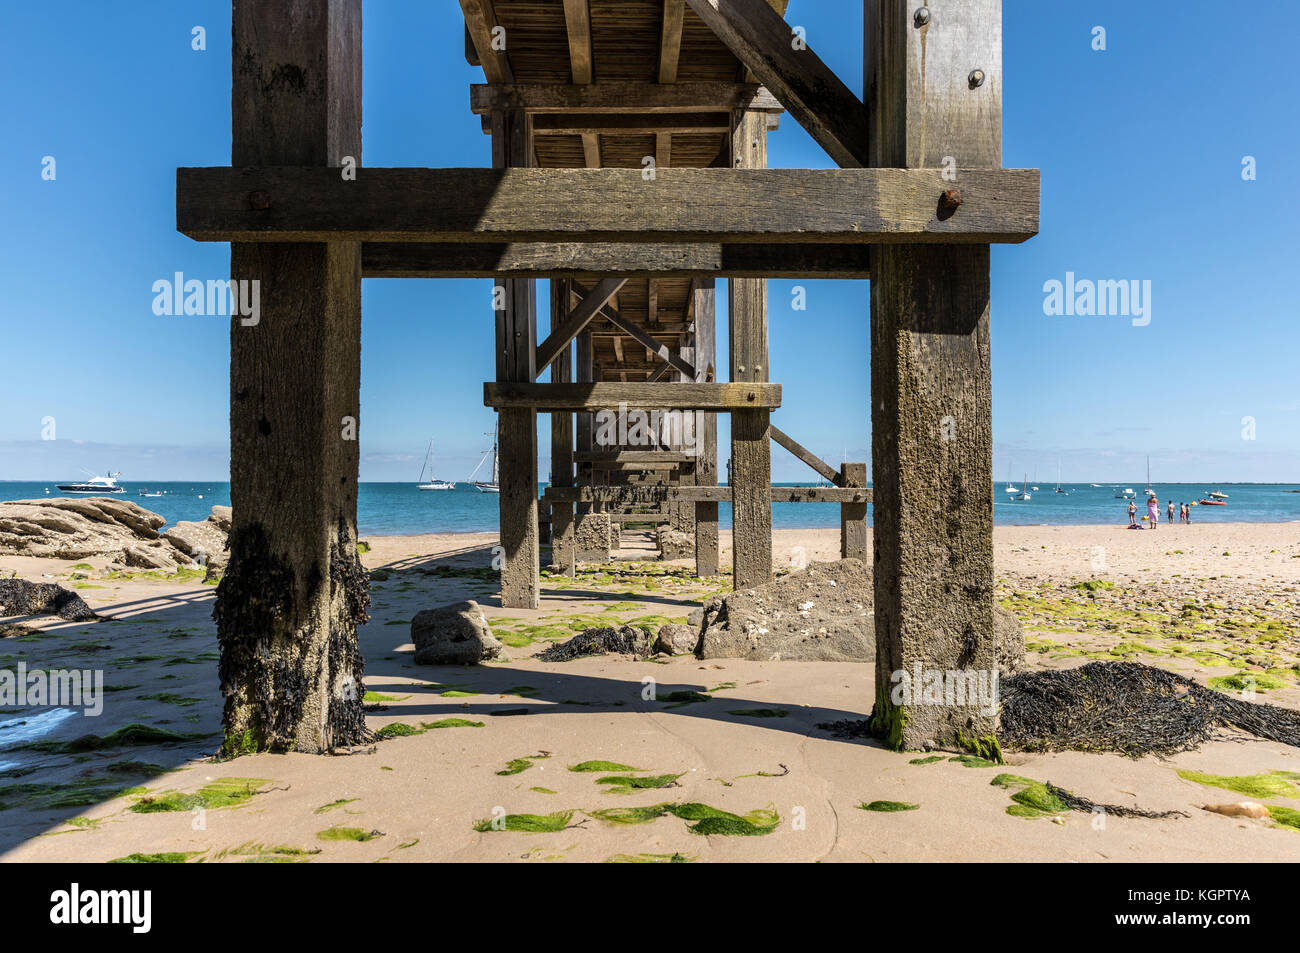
(362, 241), (872, 278)
(769, 424), (842, 486)
(470, 82), (782, 114)
(574, 450), (696, 464)
(459, 0), (513, 84)
(484, 381), (781, 411)
(532, 113), (731, 136)
(178, 167), (1041, 244)
(542, 485), (872, 503)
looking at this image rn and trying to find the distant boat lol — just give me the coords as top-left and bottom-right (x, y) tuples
(1055, 459), (1068, 495)
(1114, 487), (1136, 499)
(1144, 455), (1157, 498)
(1012, 473), (1031, 501)
(1198, 498), (1227, 506)
(468, 430), (500, 493)
(57, 471), (125, 495)
(138, 489), (164, 498)
(416, 440), (455, 491)
(1207, 490), (1228, 500)
(1089, 483), (1102, 488)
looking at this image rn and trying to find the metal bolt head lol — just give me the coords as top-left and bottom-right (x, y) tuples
(968, 68), (986, 89)
(913, 8), (931, 27)
(940, 188), (963, 212)
(248, 190), (271, 211)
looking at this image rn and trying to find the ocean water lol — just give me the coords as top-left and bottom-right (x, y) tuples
(1, 481), (1297, 536)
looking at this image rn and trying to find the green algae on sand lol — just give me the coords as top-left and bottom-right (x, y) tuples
(129, 777), (271, 814)
(568, 760), (640, 773)
(317, 826), (383, 842)
(859, 800), (920, 812)
(587, 802), (780, 836)
(473, 810), (576, 833)
(1176, 770), (1300, 800)
(991, 774), (1069, 819)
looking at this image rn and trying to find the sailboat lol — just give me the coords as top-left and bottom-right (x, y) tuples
(468, 431), (500, 493)
(1055, 458), (1068, 495)
(416, 440), (455, 491)
(1145, 455), (1157, 499)
(1012, 473), (1031, 501)
(1004, 464), (1019, 495)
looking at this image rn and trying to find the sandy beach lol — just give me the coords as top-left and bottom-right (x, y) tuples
(2, 521), (1299, 863)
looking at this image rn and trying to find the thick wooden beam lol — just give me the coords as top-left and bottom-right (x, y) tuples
(581, 132), (601, 169)
(839, 461), (869, 560)
(217, 0), (368, 755)
(562, 0), (593, 84)
(178, 167), (1040, 244)
(686, 0), (871, 167)
(535, 277), (626, 373)
(549, 279), (576, 576)
(867, 0), (1003, 750)
(470, 82), (782, 114)
(361, 241), (873, 279)
(533, 113), (730, 136)
(459, 0), (513, 84)
(769, 424), (841, 486)
(659, 0), (687, 83)
(575, 450), (695, 464)
(693, 279), (720, 576)
(485, 382), (781, 412)
(544, 485), (871, 504)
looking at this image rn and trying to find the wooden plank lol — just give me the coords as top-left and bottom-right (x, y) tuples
(220, 0), (368, 755)
(654, 133), (671, 172)
(533, 113), (730, 136)
(178, 167), (1040, 244)
(659, 0), (686, 82)
(839, 461), (869, 560)
(470, 82), (782, 114)
(485, 382), (781, 411)
(459, 0), (513, 84)
(866, 0), (1003, 749)
(575, 450), (695, 464)
(550, 279), (576, 576)
(769, 424), (841, 485)
(544, 485), (871, 503)
(581, 132), (601, 169)
(361, 241), (873, 279)
(535, 277), (626, 373)
(562, 0), (593, 84)
(686, 0), (871, 167)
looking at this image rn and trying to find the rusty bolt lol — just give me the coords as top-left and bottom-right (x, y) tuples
(747, 391), (757, 401)
(939, 188), (963, 214)
(248, 190), (271, 211)
(913, 8), (930, 27)
(968, 68), (986, 89)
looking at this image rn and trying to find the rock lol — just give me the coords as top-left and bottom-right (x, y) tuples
(207, 505), (233, 533)
(1202, 802), (1270, 819)
(0, 497), (191, 571)
(163, 516), (229, 573)
(656, 525), (694, 561)
(1, 621), (38, 638)
(654, 623), (698, 656)
(411, 600), (502, 665)
(536, 625), (654, 662)
(0, 578), (99, 622)
(697, 558), (1026, 673)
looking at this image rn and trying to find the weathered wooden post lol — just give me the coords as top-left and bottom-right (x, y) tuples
(839, 462), (868, 560)
(550, 279), (576, 575)
(694, 279), (720, 576)
(491, 109), (540, 609)
(729, 109), (773, 589)
(215, 0), (369, 755)
(866, 0), (1001, 752)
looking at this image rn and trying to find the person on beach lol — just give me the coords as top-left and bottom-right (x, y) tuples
(1128, 500), (1138, 527)
(1167, 500), (1175, 524)
(1147, 495), (1160, 528)
(1185, 502), (1192, 524)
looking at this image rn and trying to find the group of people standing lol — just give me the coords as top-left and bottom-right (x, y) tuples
(1128, 498), (1192, 528)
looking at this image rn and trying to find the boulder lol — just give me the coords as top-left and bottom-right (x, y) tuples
(536, 625), (654, 662)
(163, 515), (229, 573)
(654, 623), (698, 656)
(0, 578), (99, 622)
(411, 600), (502, 665)
(207, 505), (233, 533)
(0, 498), (190, 571)
(697, 559), (1026, 673)
(656, 525), (694, 561)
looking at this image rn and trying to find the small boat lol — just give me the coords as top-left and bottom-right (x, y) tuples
(1054, 459), (1068, 495)
(56, 472), (125, 495)
(1207, 490), (1229, 500)
(138, 489), (164, 498)
(1198, 498), (1227, 506)
(1089, 483), (1102, 488)
(468, 430), (500, 493)
(416, 440), (455, 491)
(1012, 473), (1031, 501)
(1114, 487), (1136, 499)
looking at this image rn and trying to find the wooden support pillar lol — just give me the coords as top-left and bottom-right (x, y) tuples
(693, 279), (720, 576)
(575, 327), (594, 514)
(728, 109), (771, 589)
(492, 109), (540, 608)
(866, 0), (1001, 750)
(839, 462), (868, 560)
(550, 278), (576, 576)
(216, 0), (368, 755)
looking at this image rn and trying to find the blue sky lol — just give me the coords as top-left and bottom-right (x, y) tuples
(2, 0), (1297, 484)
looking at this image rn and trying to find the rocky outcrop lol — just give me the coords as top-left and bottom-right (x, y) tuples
(411, 600), (503, 665)
(696, 559), (1026, 673)
(653, 623), (698, 656)
(0, 578), (98, 622)
(0, 498), (232, 575)
(536, 625), (654, 662)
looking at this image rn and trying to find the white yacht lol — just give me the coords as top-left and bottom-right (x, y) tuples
(468, 431), (500, 493)
(57, 472), (125, 495)
(416, 440), (455, 491)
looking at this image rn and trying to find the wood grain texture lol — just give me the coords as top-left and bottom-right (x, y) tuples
(470, 82), (782, 114)
(770, 424), (840, 485)
(686, 0), (871, 167)
(839, 461), (869, 560)
(176, 166), (1041, 244)
(561, 0), (593, 84)
(484, 381), (781, 411)
(535, 277), (626, 372)
(694, 279), (719, 575)
(459, 0), (513, 84)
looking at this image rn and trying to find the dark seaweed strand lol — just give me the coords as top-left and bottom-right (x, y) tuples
(1046, 782), (1189, 820)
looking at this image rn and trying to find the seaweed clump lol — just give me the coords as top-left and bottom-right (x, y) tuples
(1000, 661), (1300, 757)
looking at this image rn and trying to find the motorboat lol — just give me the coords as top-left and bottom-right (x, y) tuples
(56, 472), (125, 494)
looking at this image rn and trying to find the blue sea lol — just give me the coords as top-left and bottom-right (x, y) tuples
(3, 481), (1299, 536)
